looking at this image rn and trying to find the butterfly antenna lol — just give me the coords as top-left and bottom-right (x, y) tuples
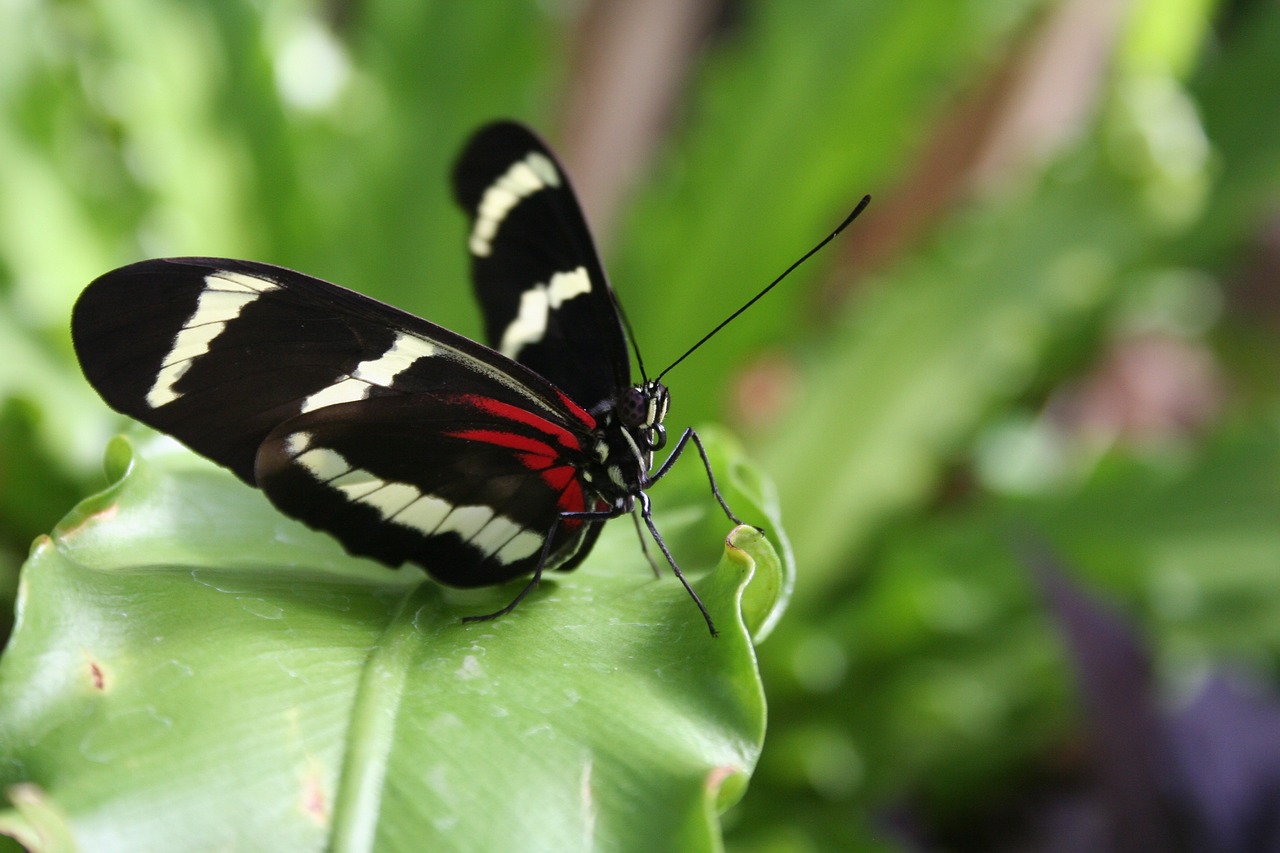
(656, 195), (871, 382)
(612, 287), (650, 382)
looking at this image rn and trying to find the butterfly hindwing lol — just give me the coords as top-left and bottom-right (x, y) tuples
(451, 121), (630, 410)
(254, 394), (606, 586)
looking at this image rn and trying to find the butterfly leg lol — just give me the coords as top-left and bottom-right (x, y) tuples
(637, 491), (718, 637)
(631, 508), (662, 578)
(648, 427), (751, 528)
(460, 514), (571, 623)
(463, 508), (619, 624)
(461, 566), (544, 624)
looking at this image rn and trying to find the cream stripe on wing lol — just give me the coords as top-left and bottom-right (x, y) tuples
(299, 331), (441, 414)
(498, 266), (591, 360)
(290, 437), (544, 566)
(469, 151), (560, 257)
(146, 271), (281, 408)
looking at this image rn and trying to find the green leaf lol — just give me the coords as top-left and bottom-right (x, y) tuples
(0, 429), (787, 851)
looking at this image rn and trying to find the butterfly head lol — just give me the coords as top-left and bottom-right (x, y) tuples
(620, 380), (670, 453)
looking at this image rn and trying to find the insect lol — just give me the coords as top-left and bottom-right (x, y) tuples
(73, 121), (867, 636)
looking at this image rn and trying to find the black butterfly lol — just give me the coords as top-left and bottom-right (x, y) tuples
(74, 122), (762, 635)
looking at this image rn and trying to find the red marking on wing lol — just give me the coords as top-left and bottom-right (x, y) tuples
(556, 472), (586, 532)
(542, 465), (577, 499)
(556, 389), (597, 430)
(451, 394), (586, 451)
(444, 395), (602, 532)
(450, 428), (554, 458)
(448, 427), (589, 503)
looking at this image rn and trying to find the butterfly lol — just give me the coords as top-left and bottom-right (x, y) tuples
(74, 121), (837, 637)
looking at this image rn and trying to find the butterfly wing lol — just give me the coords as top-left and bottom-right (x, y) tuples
(255, 394), (606, 585)
(72, 257), (591, 484)
(451, 121), (631, 410)
(72, 256), (609, 582)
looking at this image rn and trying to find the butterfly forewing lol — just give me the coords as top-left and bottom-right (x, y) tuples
(72, 256), (585, 483)
(452, 121), (630, 409)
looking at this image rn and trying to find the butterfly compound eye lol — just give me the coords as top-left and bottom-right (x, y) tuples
(620, 386), (649, 428)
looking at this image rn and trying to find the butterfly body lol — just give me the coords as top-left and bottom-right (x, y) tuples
(72, 122), (732, 633)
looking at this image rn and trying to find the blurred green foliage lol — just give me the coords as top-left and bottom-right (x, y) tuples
(1, 0), (1278, 849)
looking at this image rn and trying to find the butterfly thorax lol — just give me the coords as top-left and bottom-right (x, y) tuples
(587, 379), (670, 506)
